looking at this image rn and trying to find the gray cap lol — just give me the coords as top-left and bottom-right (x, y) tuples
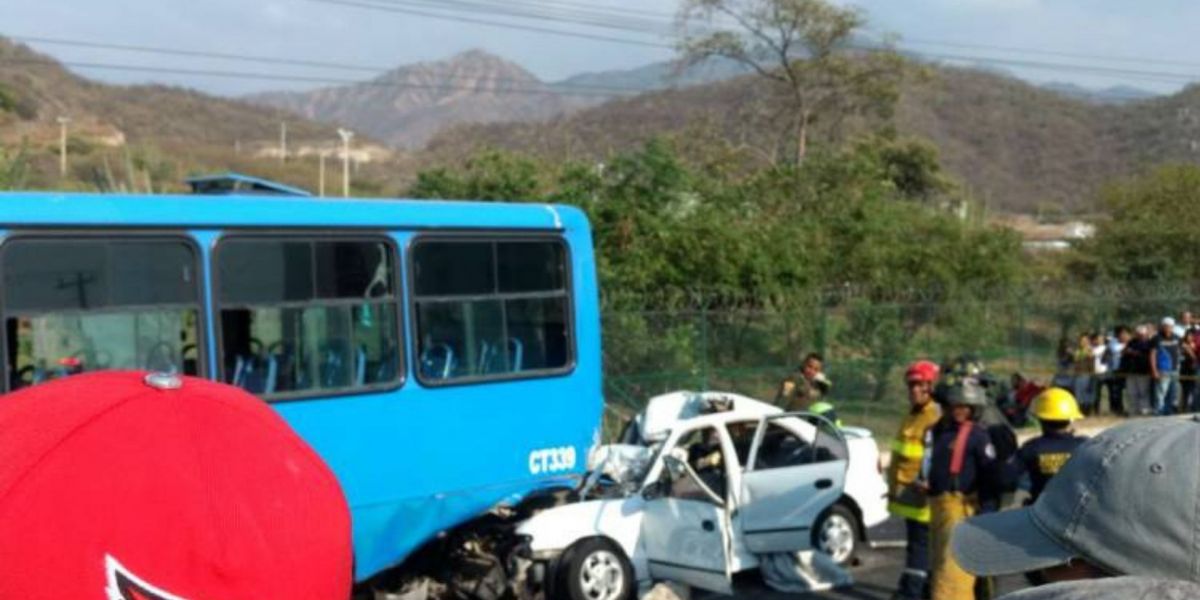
(952, 416), (1200, 580)
(997, 577), (1200, 600)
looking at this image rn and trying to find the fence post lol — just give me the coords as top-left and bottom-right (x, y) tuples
(817, 302), (828, 359)
(1018, 292), (1029, 371)
(699, 303), (710, 391)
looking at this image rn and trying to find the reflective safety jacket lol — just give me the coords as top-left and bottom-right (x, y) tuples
(887, 400), (941, 522)
(1009, 430), (1087, 501)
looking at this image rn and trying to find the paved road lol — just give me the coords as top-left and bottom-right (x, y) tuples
(705, 517), (1031, 600)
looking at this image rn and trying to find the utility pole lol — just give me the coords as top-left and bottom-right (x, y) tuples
(56, 116), (71, 178)
(318, 152), (327, 197)
(279, 121), (288, 163)
(337, 128), (354, 198)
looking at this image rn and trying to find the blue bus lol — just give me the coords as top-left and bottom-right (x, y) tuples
(0, 192), (603, 593)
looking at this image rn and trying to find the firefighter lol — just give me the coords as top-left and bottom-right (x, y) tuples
(1009, 388), (1087, 504)
(809, 400), (843, 427)
(888, 360), (942, 600)
(925, 380), (1001, 600)
(776, 352), (831, 411)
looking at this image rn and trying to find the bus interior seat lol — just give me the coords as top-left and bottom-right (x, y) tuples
(268, 342), (307, 393)
(232, 354), (278, 395)
(320, 340), (352, 388)
(373, 343), (398, 383)
(420, 344), (455, 380)
(354, 345), (367, 387)
(477, 338), (524, 375)
(508, 338), (523, 372)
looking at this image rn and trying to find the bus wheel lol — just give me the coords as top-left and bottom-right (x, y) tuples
(557, 539), (634, 600)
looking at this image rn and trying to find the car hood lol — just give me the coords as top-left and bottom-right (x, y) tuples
(587, 443), (656, 487)
(516, 496), (645, 554)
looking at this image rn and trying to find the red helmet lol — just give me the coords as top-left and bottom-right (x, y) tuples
(905, 360), (940, 384)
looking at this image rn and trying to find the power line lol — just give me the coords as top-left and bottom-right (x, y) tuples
(483, 0), (681, 21)
(9, 9), (1198, 98)
(4, 34), (666, 95)
(0, 57), (644, 98)
(8, 35), (388, 73)
(366, 0), (675, 35)
(898, 37), (1200, 71)
(301, 0), (1200, 86)
(6, 47), (1192, 102)
(305, 0), (673, 48)
(906, 50), (1198, 86)
(320, 0), (1200, 76)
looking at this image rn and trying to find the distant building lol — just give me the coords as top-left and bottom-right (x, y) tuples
(186, 173), (311, 197)
(1015, 219), (1095, 252)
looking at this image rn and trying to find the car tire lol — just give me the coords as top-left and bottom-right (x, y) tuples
(556, 538), (635, 600)
(813, 502), (860, 566)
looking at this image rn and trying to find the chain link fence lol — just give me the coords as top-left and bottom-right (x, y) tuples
(600, 284), (1200, 441)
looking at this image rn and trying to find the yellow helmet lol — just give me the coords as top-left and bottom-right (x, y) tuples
(1032, 387), (1084, 422)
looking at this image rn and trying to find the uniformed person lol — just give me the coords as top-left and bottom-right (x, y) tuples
(1009, 388), (1087, 504)
(776, 352), (831, 411)
(809, 400), (843, 428)
(924, 380), (1000, 600)
(888, 360), (942, 600)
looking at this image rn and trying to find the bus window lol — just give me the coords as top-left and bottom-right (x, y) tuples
(411, 238), (571, 383)
(2, 237), (202, 391)
(216, 237), (401, 399)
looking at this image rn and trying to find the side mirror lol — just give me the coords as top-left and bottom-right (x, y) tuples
(663, 454), (688, 481)
(641, 478), (666, 500)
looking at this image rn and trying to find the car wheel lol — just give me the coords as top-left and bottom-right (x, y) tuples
(813, 503), (860, 566)
(557, 538), (635, 600)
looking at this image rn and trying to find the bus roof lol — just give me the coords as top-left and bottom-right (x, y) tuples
(186, 172), (314, 197)
(0, 192), (582, 231)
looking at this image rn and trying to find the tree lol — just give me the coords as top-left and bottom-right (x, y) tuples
(408, 149), (545, 201)
(676, 0), (905, 165)
(1072, 164), (1200, 284)
(0, 145), (29, 190)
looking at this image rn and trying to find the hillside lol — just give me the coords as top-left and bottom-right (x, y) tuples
(0, 38), (348, 149)
(553, 56), (749, 93)
(247, 50), (604, 149)
(423, 65), (1200, 213)
(0, 37), (400, 193)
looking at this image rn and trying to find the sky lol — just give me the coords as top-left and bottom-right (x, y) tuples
(1, 0), (1199, 97)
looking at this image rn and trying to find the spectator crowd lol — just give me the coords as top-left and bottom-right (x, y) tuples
(1053, 311), (1200, 418)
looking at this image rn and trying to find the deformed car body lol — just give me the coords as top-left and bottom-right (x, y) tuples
(515, 391), (889, 600)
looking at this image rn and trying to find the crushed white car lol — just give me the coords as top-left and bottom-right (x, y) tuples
(515, 391), (889, 600)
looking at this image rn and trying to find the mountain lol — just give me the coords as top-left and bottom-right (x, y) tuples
(0, 37), (396, 193)
(246, 53), (756, 150)
(0, 37), (343, 150)
(552, 57), (750, 93)
(247, 50), (603, 149)
(1039, 81), (1159, 104)
(422, 64), (1200, 214)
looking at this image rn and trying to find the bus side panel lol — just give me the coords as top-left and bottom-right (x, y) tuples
(275, 222), (604, 581)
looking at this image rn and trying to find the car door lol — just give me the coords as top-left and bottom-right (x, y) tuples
(738, 413), (849, 553)
(640, 425), (733, 594)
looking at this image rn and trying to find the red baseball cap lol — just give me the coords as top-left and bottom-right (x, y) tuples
(0, 371), (352, 599)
